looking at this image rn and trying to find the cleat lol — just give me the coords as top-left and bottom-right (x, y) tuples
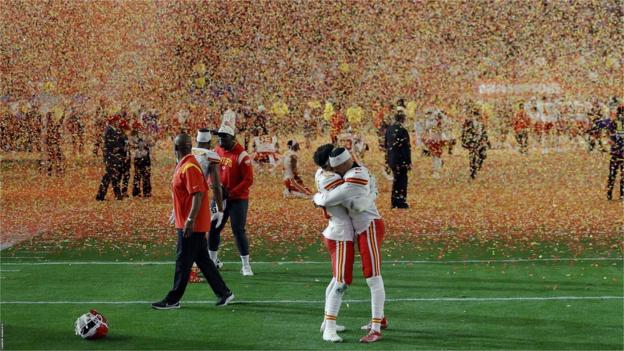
(241, 265), (254, 276)
(359, 330), (382, 343)
(361, 317), (388, 331)
(322, 330), (343, 343)
(151, 300), (180, 310)
(216, 292), (235, 307)
(320, 320), (346, 333)
(214, 259), (223, 269)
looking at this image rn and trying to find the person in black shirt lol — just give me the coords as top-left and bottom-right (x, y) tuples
(461, 108), (491, 179)
(385, 109), (412, 209)
(96, 115), (127, 201)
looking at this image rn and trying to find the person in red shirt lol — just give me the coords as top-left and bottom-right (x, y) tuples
(512, 102), (532, 154)
(152, 134), (234, 310)
(209, 125), (255, 276)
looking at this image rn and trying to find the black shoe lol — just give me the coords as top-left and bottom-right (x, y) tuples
(216, 292), (235, 307)
(152, 299), (180, 310)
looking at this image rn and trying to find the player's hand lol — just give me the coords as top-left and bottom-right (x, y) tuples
(212, 211), (224, 228)
(183, 220), (193, 238)
(313, 193), (324, 207)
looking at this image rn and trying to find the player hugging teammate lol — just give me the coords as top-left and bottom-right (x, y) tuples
(312, 145), (387, 343)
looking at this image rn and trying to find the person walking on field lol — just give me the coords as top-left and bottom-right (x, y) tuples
(209, 121), (255, 276)
(152, 134), (234, 310)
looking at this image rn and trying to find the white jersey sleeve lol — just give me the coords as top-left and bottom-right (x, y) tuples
(192, 147), (221, 178)
(315, 168), (344, 193)
(315, 166), (371, 208)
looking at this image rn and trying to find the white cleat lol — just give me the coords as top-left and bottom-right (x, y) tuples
(320, 320), (346, 333)
(213, 259), (223, 269)
(322, 330), (343, 343)
(241, 265), (254, 276)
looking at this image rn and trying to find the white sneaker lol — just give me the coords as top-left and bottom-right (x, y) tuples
(322, 329), (343, 343)
(241, 265), (254, 276)
(320, 320), (346, 333)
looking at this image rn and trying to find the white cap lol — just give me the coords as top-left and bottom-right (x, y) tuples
(217, 125), (235, 136)
(329, 149), (352, 167)
(197, 130), (212, 142)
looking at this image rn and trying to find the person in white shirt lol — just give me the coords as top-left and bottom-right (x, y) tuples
(283, 140), (312, 198)
(192, 129), (226, 268)
(312, 144), (354, 343)
(313, 147), (387, 344)
(252, 127), (280, 174)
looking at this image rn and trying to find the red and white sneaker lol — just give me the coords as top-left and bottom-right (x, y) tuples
(360, 317), (388, 331)
(359, 330), (382, 343)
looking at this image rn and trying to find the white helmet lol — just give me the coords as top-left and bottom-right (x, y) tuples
(75, 309), (109, 340)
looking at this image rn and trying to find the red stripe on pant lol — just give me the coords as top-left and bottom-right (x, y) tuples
(324, 238), (354, 285)
(357, 218), (385, 278)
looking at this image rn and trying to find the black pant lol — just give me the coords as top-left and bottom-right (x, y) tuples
(132, 156), (152, 197)
(515, 132), (528, 154)
(121, 156), (131, 196)
(208, 199), (250, 256)
(607, 156), (624, 199)
(165, 230), (230, 303)
(96, 159), (122, 200)
(469, 147), (487, 179)
(391, 167), (409, 208)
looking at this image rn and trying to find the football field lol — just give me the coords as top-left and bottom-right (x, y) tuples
(1, 255), (622, 350)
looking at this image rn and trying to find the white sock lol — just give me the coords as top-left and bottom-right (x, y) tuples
(241, 255), (250, 266)
(324, 278), (336, 315)
(325, 281), (345, 329)
(209, 250), (218, 263)
(433, 157), (442, 172)
(367, 276), (385, 333)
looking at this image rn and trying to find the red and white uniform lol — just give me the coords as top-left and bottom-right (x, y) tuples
(253, 134), (279, 165)
(314, 165), (384, 278)
(315, 168), (355, 285)
(283, 149), (312, 195)
(192, 147), (221, 179)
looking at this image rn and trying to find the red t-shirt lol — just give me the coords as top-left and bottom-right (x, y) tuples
(172, 154), (211, 232)
(215, 143), (254, 200)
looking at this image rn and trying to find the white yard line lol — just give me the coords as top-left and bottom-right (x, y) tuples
(1, 257), (622, 266)
(1, 296), (622, 305)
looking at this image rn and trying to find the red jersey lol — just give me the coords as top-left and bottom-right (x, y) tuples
(215, 143), (254, 200)
(172, 154), (211, 232)
(512, 110), (531, 132)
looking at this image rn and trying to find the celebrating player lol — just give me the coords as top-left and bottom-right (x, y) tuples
(283, 140), (312, 198)
(312, 144), (353, 343)
(313, 147), (387, 343)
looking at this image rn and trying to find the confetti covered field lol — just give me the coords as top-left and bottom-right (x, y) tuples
(1, 142), (623, 350)
(2, 0), (624, 349)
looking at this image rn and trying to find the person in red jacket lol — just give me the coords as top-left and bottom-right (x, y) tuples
(209, 124), (255, 276)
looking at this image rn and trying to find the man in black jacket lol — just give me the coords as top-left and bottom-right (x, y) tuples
(385, 109), (412, 209)
(461, 108), (491, 179)
(96, 115), (127, 201)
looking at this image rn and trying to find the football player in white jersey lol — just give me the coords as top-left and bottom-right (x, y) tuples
(313, 147), (386, 343)
(252, 127), (280, 174)
(312, 144), (354, 343)
(283, 140), (312, 198)
(192, 129), (225, 268)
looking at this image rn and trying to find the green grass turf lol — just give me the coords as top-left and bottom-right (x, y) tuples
(1, 258), (622, 350)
